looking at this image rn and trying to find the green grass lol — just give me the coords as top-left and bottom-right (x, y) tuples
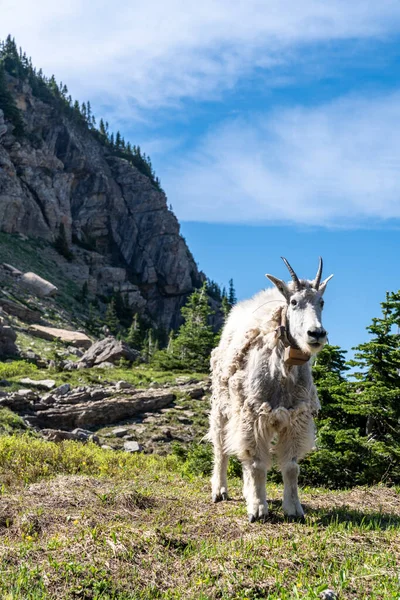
(0, 361), (207, 390)
(0, 434), (399, 599)
(0, 407), (27, 434)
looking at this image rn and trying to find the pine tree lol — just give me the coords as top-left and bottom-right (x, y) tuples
(86, 303), (101, 334)
(142, 328), (156, 362)
(154, 283), (216, 371)
(346, 290), (400, 483)
(99, 118), (106, 136)
(126, 314), (142, 350)
(228, 279), (237, 305)
(0, 63), (24, 136)
(104, 299), (120, 335)
(300, 345), (362, 488)
(221, 296), (231, 319)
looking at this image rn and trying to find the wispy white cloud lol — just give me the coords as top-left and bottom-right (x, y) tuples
(162, 92), (400, 226)
(2, 0), (400, 110)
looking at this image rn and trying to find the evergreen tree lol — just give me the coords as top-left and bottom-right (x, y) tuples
(347, 290), (400, 483)
(142, 328), (156, 362)
(104, 299), (120, 335)
(228, 279), (237, 305)
(221, 296), (231, 319)
(126, 314), (142, 350)
(86, 303), (101, 334)
(0, 63), (24, 136)
(300, 345), (362, 488)
(153, 283), (216, 371)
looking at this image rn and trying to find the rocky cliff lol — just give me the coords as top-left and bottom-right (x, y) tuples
(0, 78), (205, 330)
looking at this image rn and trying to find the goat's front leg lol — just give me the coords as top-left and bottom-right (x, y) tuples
(275, 416), (315, 519)
(280, 458), (304, 518)
(242, 458), (268, 522)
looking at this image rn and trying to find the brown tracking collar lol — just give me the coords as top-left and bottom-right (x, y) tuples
(275, 308), (310, 366)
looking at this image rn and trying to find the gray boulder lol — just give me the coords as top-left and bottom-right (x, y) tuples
(79, 337), (140, 367)
(123, 440), (142, 453)
(20, 272), (58, 297)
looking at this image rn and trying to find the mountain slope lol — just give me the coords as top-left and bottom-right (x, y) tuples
(0, 67), (205, 330)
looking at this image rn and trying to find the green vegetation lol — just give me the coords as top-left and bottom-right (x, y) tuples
(153, 283), (217, 371)
(0, 434), (399, 599)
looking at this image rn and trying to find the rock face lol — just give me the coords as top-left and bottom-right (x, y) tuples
(0, 317), (18, 357)
(0, 75), (206, 330)
(79, 337), (140, 366)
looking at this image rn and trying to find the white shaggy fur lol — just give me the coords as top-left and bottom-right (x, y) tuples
(208, 266), (332, 521)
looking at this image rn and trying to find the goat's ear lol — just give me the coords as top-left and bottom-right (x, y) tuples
(319, 274), (334, 295)
(265, 274), (290, 301)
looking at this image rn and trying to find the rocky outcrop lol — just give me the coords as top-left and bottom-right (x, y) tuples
(79, 337), (140, 367)
(28, 325), (92, 348)
(0, 298), (42, 323)
(0, 75), (207, 330)
(0, 384), (176, 429)
(0, 317), (18, 357)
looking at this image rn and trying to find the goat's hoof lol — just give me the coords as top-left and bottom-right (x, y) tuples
(248, 507), (268, 523)
(212, 489), (228, 503)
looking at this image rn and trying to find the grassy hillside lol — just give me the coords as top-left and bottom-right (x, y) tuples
(0, 434), (399, 599)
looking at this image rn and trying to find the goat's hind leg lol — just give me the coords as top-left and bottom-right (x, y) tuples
(210, 414), (229, 502)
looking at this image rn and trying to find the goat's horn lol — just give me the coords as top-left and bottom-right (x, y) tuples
(313, 256), (323, 290)
(281, 257), (300, 291)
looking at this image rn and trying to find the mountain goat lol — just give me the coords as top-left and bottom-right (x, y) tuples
(208, 258), (333, 521)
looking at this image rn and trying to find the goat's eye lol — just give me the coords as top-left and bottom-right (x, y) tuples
(290, 299), (297, 306)
(320, 299), (325, 308)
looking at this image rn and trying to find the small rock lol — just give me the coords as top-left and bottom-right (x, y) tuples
(320, 590), (338, 600)
(93, 361), (115, 369)
(101, 444), (113, 450)
(116, 380), (133, 390)
(71, 428), (92, 440)
(123, 440), (142, 453)
(54, 383), (71, 396)
(112, 427), (129, 438)
(63, 361), (77, 371)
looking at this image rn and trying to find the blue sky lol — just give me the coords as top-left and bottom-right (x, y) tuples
(2, 1), (400, 353)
